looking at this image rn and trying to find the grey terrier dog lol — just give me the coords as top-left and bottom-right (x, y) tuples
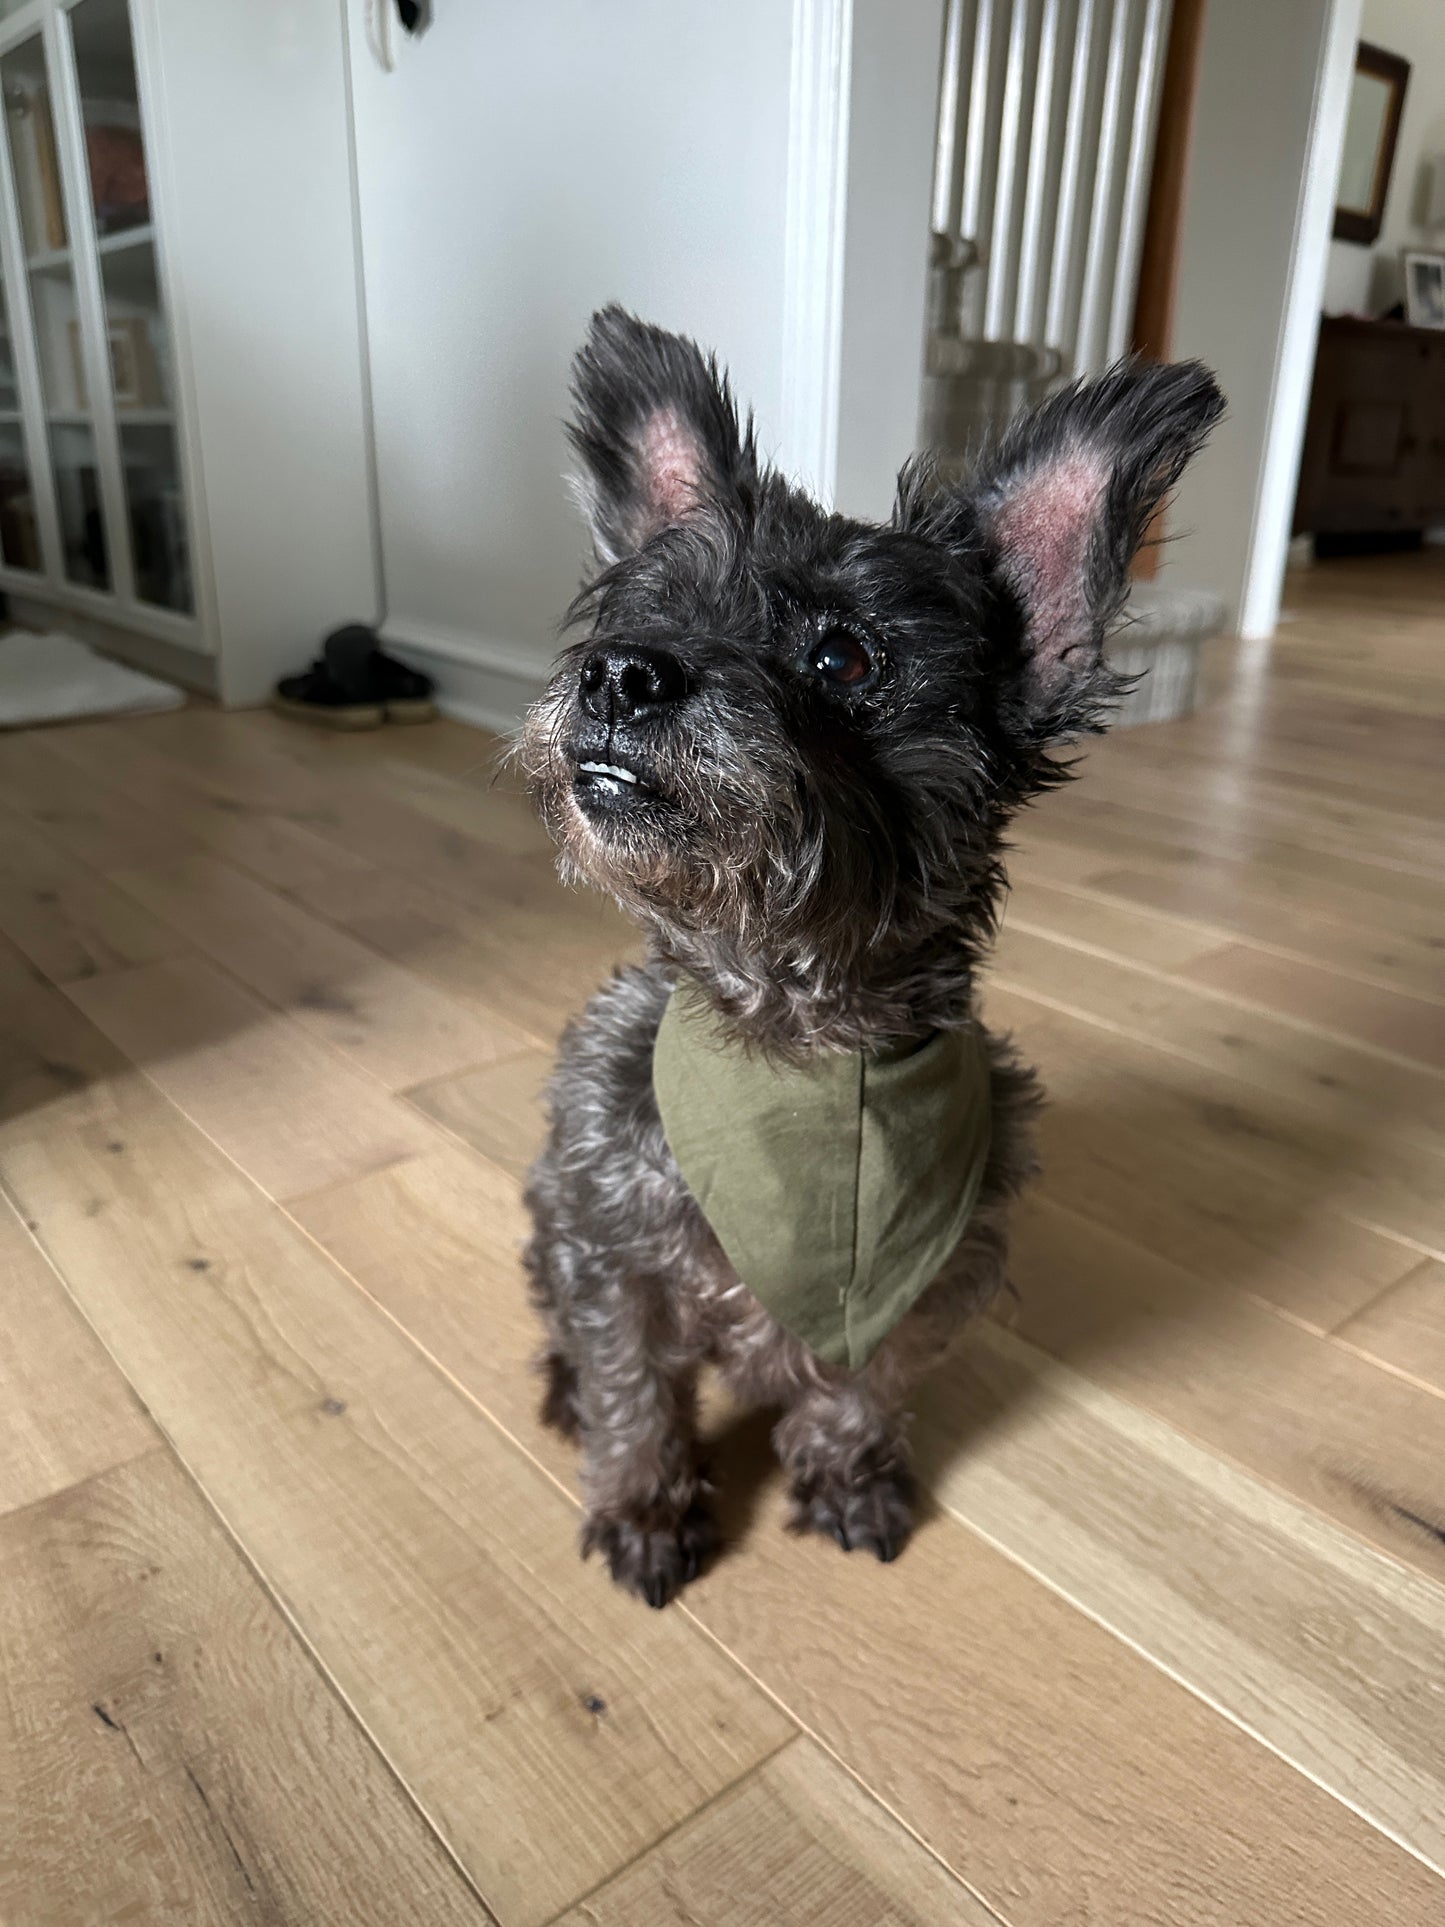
(520, 306), (1221, 1606)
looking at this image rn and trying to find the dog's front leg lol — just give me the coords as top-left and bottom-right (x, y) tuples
(774, 1381), (914, 1563)
(573, 1292), (717, 1607)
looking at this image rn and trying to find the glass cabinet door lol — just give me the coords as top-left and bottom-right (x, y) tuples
(0, 0), (192, 619)
(2, 27), (108, 589)
(68, 0), (190, 614)
(0, 269), (42, 570)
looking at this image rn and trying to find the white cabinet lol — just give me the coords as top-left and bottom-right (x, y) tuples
(0, 0), (377, 705)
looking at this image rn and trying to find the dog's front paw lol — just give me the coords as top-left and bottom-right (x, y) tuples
(789, 1464), (915, 1563)
(582, 1499), (719, 1608)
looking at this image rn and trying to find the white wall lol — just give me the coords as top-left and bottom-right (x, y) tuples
(145, 0), (378, 706)
(1165, 0), (1362, 636)
(347, 0), (942, 729)
(833, 1), (942, 519)
(1323, 0), (1445, 316)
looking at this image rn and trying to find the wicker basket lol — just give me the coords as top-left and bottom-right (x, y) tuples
(1104, 583), (1226, 728)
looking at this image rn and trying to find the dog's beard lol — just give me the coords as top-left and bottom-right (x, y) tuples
(518, 680), (795, 941)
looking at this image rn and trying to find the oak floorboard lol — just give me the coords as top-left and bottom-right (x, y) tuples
(988, 923), (1445, 1148)
(0, 1017), (793, 1922)
(4, 548), (1442, 1918)
(999, 874), (1229, 970)
(0, 1451), (491, 1926)
(37, 717), (377, 897)
(1337, 1260), (1445, 1395)
(292, 1144), (1445, 1925)
(559, 1739), (1004, 1926)
(1000, 1196), (1445, 1586)
(1076, 864), (1445, 1005)
(65, 954), (435, 1200)
(0, 1197), (155, 1517)
(1034, 788), (1445, 904)
(1023, 1084), (1417, 1329)
(1064, 747), (1445, 875)
(405, 1050), (554, 1180)
(1175, 941), (1445, 1071)
(981, 981), (1445, 1258)
(0, 803), (184, 985)
(295, 862), (639, 1045)
(916, 1323), (1445, 1875)
(0, 730), (199, 872)
(116, 853), (537, 1086)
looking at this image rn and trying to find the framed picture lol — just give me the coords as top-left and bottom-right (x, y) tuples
(1403, 251), (1445, 331)
(1334, 42), (1410, 246)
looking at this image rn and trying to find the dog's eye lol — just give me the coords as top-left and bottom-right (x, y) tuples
(809, 628), (874, 688)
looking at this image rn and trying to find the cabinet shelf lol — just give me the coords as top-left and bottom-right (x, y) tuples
(98, 222), (154, 257)
(47, 406), (174, 428)
(26, 245), (70, 275)
(25, 225), (154, 277)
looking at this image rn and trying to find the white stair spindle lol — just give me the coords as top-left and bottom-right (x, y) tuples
(983, 0), (1032, 340)
(1043, 0), (1100, 360)
(933, 0), (974, 240)
(1074, 0), (1136, 375)
(1107, 0), (1170, 361)
(958, 0), (996, 248)
(1014, 0), (1064, 351)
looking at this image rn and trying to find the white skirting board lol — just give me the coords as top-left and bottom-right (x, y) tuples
(0, 628), (185, 728)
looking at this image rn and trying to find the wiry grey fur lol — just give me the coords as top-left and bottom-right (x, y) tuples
(519, 306), (1223, 1605)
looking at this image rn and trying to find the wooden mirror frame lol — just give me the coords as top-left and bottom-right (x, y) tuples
(1334, 42), (1411, 247)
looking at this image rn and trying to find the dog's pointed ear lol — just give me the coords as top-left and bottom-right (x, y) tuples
(902, 360), (1224, 736)
(567, 305), (758, 564)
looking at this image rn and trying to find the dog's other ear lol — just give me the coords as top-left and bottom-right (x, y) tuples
(904, 360), (1224, 738)
(568, 305), (758, 564)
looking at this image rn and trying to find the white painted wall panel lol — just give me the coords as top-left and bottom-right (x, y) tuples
(348, 0), (796, 685)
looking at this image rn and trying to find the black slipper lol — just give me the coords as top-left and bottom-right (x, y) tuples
(271, 625), (437, 729)
(372, 650), (437, 724)
(324, 624), (437, 723)
(272, 664), (386, 730)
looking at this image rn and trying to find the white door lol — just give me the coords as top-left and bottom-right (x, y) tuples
(346, 0), (943, 729)
(348, 0), (797, 722)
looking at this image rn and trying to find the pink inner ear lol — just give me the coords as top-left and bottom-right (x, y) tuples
(990, 449), (1108, 676)
(639, 406), (707, 529)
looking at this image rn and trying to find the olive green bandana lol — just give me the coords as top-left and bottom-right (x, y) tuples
(652, 988), (993, 1370)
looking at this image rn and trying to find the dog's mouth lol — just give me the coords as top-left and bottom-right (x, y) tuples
(571, 754), (668, 818)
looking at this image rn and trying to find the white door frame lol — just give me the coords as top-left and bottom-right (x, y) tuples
(1237, 0), (1363, 643)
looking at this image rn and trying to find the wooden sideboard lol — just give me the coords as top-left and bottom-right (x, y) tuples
(1293, 315), (1445, 537)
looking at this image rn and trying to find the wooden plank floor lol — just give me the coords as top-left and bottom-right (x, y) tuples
(2, 548), (1443, 1924)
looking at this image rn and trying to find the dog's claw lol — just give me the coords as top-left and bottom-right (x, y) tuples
(792, 1465), (914, 1565)
(583, 1499), (719, 1608)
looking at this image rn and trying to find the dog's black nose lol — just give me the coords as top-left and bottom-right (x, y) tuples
(578, 645), (687, 725)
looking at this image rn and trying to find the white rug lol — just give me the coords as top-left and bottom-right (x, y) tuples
(0, 628), (185, 728)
